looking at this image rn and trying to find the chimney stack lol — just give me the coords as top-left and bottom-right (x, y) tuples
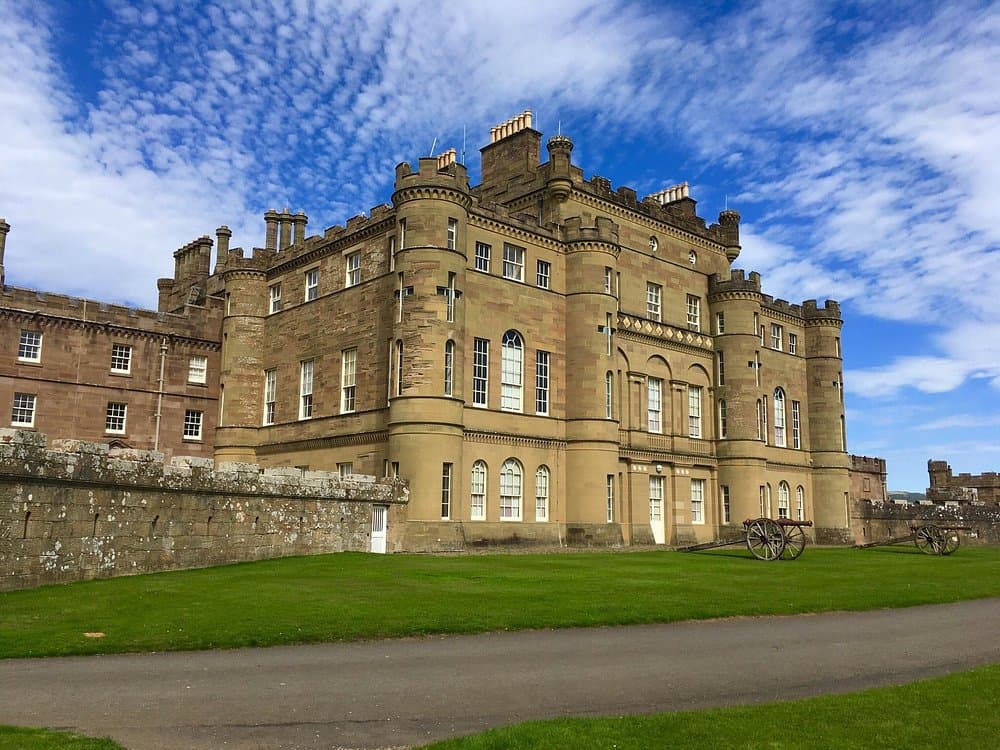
(0, 218), (9, 289)
(278, 208), (293, 251)
(292, 211), (308, 245)
(264, 209), (279, 251)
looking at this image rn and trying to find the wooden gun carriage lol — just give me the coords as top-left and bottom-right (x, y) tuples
(678, 517), (813, 561)
(854, 524), (971, 555)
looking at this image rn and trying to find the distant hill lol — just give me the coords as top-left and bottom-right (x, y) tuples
(888, 490), (926, 504)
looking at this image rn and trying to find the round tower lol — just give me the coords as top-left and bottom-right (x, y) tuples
(389, 156), (471, 525)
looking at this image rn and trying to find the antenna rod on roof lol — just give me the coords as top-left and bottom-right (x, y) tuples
(558, 120), (561, 136)
(462, 125), (466, 164)
(429, 136), (437, 157)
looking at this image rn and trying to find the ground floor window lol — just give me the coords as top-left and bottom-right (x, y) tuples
(500, 458), (523, 521)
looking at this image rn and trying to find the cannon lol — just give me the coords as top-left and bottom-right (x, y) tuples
(677, 518), (813, 561)
(854, 524), (970, 555)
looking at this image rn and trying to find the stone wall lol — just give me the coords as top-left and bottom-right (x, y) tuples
(851, 499), (1000, 547)
(0, 430), (408, 591)
(927, 460), (1000, 505)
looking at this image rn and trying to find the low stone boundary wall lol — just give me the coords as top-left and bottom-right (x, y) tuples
(0, 430), (408, 591)
(852, 500), (1000, 546)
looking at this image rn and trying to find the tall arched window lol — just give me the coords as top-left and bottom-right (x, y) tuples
(777, 481), (790, 519)
(501, 330), (523, 412)
(774, 388), (786, 447)
(796, 485), (805, 521)
(470, 460), (487, 520)
(500, 458), (523, 520)
(535, 465), (550, 521)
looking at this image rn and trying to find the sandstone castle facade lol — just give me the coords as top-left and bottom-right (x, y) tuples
(1, 113), (852, 550)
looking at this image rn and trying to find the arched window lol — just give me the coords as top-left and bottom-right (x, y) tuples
(796, 485), (805, 521)
(718, 399), (727, 438)
(535, 465), (550, 521)
(444, 340), (455, 396)
(605, 371), (613, 419)
(500, 459), (523, 520)
(778, 481), (790, 519)
(470, 460), (487, 520)
(501, 330), (523, 412)
(774, 388), (786, 447)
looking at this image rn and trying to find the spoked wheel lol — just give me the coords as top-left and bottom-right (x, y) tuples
(914, 524), (946, 555)
(780, 524), (807, 560)
(745, 518), (785, 561)
(942, 530), (961, 556)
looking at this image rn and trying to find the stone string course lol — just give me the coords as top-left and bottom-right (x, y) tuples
(0, 429), (407, 591)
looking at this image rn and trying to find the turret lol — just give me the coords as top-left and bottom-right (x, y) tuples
(718, 209), (741, 263)
(545, 135), (574, 202)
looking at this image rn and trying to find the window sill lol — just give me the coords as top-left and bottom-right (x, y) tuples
(182, 437), (203, 443)
(109, 371), (132, 378)
(16, 359), (42, 367)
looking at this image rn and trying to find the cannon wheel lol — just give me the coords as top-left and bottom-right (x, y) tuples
(746, 518), (785, 561)
(942, 530), (961, 556)
(780, 524), (807, 560)
(914, 524), (946, 555)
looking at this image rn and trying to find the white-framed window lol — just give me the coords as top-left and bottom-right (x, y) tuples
(11, 393), (36, 427)
(686, 295), (701, 331)
(338, 462), (353, 477)
(606, 474), (615, 523)
(535, 350), (549, 415)
(502, 243), (524, 281)
(760, 323), (766, 346)
(715, 312), (725, 334)
(536, 465), (550, 521)
(269, 283), (282, 314)
(762, 395), (769, 445)
(346, 252), (362, 287)
(717, 351), (725, 385)
(778, 481), (790, 519)
(649, 476), (663, 521)
(341, 348), (357, 413)
(399, 218), (406, 248)
(471, 460), (487, 520)
(475, 242), (491, 272)
(756, 399), (764, 441)
(792, 400), (801, 449)
(718, 399), (727, 438)
(788, 332), (797, 355)
(183, 409), (203, 440)
(646, 283), (662, 321)
(472, 338), (489, 407)
(604, 266), (613, 294)
(446, 272), (456, 322)
(263, 368), (276, 425)
(500, 458), (523, 521)
(446, 218), (457, 250)
(774, 387), (786, 447)
(389, 235), (396, 272)
(395, 339), (404, 396)
(647, 376), (662, 433)
(105, 402), (127, 434)
(536, 259), (550, 289)
(300, 359), (314, 419)
(305, 268), (319, 300)
(444, 340), (455, 396)
(441, 463), (452, 519)
(188, 355), (208, 384)
(771, 323), (783, 351)
(110, 343), (132, 374)
(501, 330), (523, 412)
(688, 385), (702, 438)
(605, 312), (613, 356)
(835, 337), (841, 358)
(18, 330), (42, 362)
(605, 371), (613, 419)
(754, 351), (761, 387)
(721, 485), (731, 524)
(796, 485), (805, 521)
(691, 478), (705, 524)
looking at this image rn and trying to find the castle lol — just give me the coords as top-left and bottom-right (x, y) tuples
(0, 113), (853, 551)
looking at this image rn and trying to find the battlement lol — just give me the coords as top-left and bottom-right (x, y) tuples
(561, 216), (620, 245)
(761, 296), (803, 317)
(802, 299), (842, 320)
(709, 269), (762, 294)
(394, 156), (470, 193)
(851, 455), (887, 472)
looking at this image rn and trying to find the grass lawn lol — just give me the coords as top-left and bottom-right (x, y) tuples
(0, 726), (124, 750)
(416, 663), (1000, 749)
(2, 546), (1000, 658)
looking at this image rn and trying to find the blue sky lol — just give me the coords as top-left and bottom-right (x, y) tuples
(2, 0), (998, 491)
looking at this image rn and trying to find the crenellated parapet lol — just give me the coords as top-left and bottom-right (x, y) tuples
(561, 216), (620, 255)
(802, 299), (842, 326)
(708, 269), (762, 296)
(392, 157), (471, 208)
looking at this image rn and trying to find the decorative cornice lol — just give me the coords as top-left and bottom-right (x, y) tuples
(0, 309), (219, 349)
(708, 290), (762, 303)
(804, 317), (843, 329)
(616, 313), (714, 352)
(464, 430), (567, 450)
(269, 217), (394, 276)
(619, 448), (719, 467)
(564, 239), (620, 258)
(467, 212), (562, 251)
(392, 185), (473, 209)
(255, 429), (390, 454)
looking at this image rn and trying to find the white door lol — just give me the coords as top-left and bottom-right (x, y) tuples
(371, 505), (388, 554)
(649, 476), (665, 545)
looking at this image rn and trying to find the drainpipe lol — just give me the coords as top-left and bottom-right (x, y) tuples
(154, 338), (168, 451)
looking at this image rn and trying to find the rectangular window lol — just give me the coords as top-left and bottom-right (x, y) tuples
(719, 399), (727, 438)
(341, 348), (357, 413)
(754, 351), (761, 387)
(473, 338), (489, 407)
(792, 401), (801, 449)
(188, 355), (208, 384)
(399, 218), (406, 248)
(715, 312), (725, 335)
(502, 243), (524, 281)
(771, 323), (783, 350)
(338, 462), (353, 477)
(835, 337), (841, 357)
(647, 376), (662, 433)
(305, 268), (319, 300)
(606, 475), (615, 523)
(444, 341), (454, 396)
(395, 340), (404, 396)
(649, 476), (663, 521)
(105, 402), (127, 434)
(269, 283), (282, 314)
(604, 266), (612, 294)
(686, 295), (701, 331)
(691, 478), (705, 524)
(300, 360), (314, 419)
(183, 409), (203, 440)
(471, 463), (486, 520)
(446, 272), (456, 322)
(346, 252), (362, 287)
(646, 283), (662, 321)
(717, 351), (725, 386)
(721, 485), (731, 524)
(788, 332), (797, 355)
(446, 219), (457, 250)
(536, 259), (550, 289)
(389, 235), (395, 272)
(17, 330), (42, 362)
(688, 386), (702, 438)
(605, 371), (613, 419)
(441, 463), (452, 519)
(263, 369), (276, 425)
(475, 242), (491, 272)
(110, 343), (132, 374)
(535, 350), (550, 415)
(11, 393), (36, 427)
